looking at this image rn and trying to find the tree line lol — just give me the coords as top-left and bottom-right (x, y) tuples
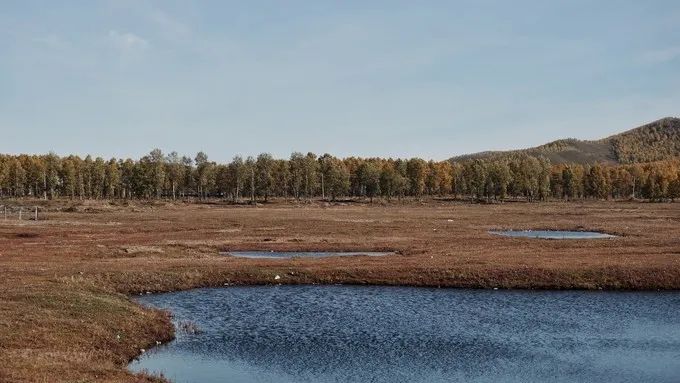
(1, 150), (679, 202)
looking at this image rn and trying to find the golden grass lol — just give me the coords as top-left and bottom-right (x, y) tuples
(1, 199), (679, 381)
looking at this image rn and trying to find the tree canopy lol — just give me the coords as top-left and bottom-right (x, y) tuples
(1, 150), (679, 202)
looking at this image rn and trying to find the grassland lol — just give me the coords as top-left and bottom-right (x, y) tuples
(1, 199), (679, 382)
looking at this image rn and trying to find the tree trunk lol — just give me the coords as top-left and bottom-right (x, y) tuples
(250, 172), (255, 202)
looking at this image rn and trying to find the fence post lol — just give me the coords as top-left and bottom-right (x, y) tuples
(2, 206), (5, 220)
(19, 207), (22, 220)
(35, 206), (38, 221)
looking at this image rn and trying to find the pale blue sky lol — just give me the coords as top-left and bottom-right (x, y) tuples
(1, 1), (679, 161)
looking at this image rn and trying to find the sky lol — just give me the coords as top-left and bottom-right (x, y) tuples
(1, 0), (679, 162)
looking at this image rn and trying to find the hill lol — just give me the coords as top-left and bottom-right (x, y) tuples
(451, 117), (680, 164)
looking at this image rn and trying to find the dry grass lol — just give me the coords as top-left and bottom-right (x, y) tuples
(1, 199), (679, 381)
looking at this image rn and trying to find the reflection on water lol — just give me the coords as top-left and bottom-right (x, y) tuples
(130, 286), (680, 383)
(489, 230), (616, 239)
(220, 251), (394, 259)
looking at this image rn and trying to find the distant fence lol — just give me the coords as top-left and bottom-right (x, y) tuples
(1, 205), (41, 221)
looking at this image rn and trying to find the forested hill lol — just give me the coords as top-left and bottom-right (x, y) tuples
(451, 117), (680, 165)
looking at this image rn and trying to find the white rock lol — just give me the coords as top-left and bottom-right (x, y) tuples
(274, 275), (281, 280)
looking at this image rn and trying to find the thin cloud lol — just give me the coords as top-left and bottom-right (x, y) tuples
(150, 9), (190, 40)
(108, 30), (148, 50)
(639, 46), (680, 64)
(32, 34), (69, 49)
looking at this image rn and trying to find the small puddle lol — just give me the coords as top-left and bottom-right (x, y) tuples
(489, 230), (616, 239)
(220, 251), (395, 259)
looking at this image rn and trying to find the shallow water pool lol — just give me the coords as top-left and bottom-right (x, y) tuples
(489, 230), (615, 239)
(129, 286), (680, 383)
(220, 251), (394, 259)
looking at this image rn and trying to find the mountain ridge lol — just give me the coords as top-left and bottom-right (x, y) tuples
(450, 117), (680, 165)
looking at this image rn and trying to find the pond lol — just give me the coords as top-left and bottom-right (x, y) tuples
(220, 251), (394, 259)
(489, 230), (616, 239)
(129, 286), (680, 383)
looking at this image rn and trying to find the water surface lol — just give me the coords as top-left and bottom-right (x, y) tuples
(221, 251), (394, 259)
(490, 230), (615, 239)
(130, 286), (680, 383)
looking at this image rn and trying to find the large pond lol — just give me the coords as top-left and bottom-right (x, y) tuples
(220, 251), (394, 259)
(129, 286), (680, 383)
(489, 230), (616, 239)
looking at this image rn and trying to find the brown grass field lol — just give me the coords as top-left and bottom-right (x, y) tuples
(1, 199), (679, 382)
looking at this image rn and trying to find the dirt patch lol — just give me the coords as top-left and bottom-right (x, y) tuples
(123, 246), (165, 255)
